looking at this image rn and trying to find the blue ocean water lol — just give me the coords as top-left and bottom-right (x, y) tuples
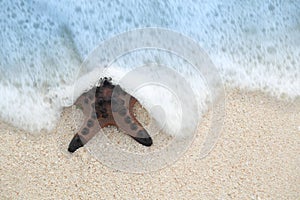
(0, 0), (299, 133)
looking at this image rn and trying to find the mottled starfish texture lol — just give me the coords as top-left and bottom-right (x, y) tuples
(68, 77), (153, 153)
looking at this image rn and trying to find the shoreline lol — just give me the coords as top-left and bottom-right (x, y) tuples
(0, 88), (299, 199)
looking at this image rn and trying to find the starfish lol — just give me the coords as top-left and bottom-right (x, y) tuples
(68, 77), (153, 153)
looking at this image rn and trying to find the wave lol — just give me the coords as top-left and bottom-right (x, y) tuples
(0, 0), (299, 134)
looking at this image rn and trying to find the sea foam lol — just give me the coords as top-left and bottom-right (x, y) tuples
(0, 0), (299, 135)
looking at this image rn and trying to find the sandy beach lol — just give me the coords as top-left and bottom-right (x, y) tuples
(0, 88), (299, 199)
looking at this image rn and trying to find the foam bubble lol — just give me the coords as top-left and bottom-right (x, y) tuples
(0, 0), (299, 134)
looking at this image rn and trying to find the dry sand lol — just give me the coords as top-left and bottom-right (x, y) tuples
(0, 89), (299, 199)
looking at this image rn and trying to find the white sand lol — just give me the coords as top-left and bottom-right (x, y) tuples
(0, 89), (299, 199)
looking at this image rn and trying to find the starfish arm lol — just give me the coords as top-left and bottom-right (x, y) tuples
(69, 88), (101, 152)
(68, 111), (101, 152)
(112, 92), (152, 146)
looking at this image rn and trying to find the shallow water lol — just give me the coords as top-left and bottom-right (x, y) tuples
(0, 0), (299, 133)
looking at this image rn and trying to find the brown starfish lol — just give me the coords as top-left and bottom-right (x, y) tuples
(68, 77), (153, 153)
